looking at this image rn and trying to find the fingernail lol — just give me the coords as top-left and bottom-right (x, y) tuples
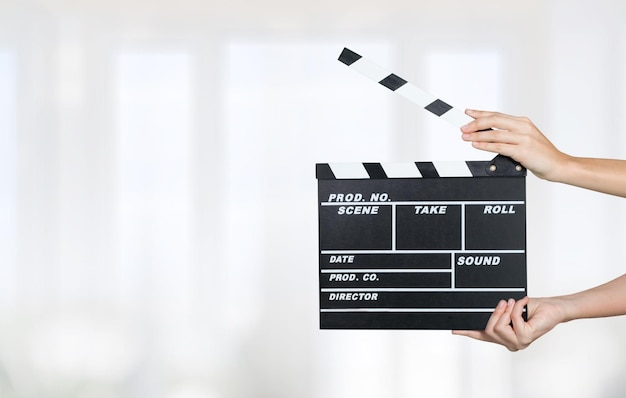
(508, 299), (515, 307)
(497, 300), (507, 309)
(462, 133), (471, 140)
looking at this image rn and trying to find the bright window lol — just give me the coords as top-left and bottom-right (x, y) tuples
(115, 52), (192, 308)
(0, 52), (17, 309)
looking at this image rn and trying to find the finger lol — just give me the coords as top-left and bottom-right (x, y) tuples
(451, 330), (488, 340)
(483, 300), (508, 333)
(465, 109), (502, 118)
(465, 109), (527, 121)
(509, 297), (533, 349)
(464, 129), (520, 145)
(452, 330), (507, 347)
(490, 299), (522, 350)
(460, 116), (498, 133)
(470, 141), (519, 159)
(495, 298), (515, 330)
(461, 113), (528, 134)
(510, 296), (530, 331)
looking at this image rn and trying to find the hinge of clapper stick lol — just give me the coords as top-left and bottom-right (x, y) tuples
(338, 47), (525, 177)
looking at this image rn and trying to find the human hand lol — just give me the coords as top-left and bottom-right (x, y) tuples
(452, 297), (564, 351)
(460, 109), (568, 181)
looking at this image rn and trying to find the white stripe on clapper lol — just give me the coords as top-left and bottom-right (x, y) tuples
(433, 161), (472, 177)
(381, 162), (422, 178)
(329, 162), (369, 179)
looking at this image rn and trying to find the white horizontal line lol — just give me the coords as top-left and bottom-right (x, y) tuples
(321, 269), (451, 273)
(321, 308), (496, 313)
(321, 250), (525, 255)
(321, 201), (525, 206)
(321, 287), (525, 292)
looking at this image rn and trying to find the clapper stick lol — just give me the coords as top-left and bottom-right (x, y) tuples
(338, 47), (474, 129)
(338, 47), (516, 173)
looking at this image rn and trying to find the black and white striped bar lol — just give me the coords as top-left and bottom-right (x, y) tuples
(338, 47), (472, 128)
(316, 157), (525, 180)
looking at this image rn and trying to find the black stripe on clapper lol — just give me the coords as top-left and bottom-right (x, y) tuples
(379, 74), (407, 91)
(315, 164), (336, 179)
(338, 48), (362, 66)
(465, 161), (489, 177)
(424, 99), (453, 116)
(415, 162), (439, 178)
(363, 163), (388, 179)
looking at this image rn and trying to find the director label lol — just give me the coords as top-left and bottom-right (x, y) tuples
(328, 292), (379, 301)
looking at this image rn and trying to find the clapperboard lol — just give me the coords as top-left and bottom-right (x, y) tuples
(316, 48), (527, 330)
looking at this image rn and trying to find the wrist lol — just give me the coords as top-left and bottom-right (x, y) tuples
(540, 152), (574, 183)
(554, 295), (583, 323)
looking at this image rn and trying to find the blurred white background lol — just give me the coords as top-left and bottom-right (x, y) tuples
(1, 0), (626, 397)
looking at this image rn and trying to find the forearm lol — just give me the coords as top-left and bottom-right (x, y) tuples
(556, 274), (626, 322)
(452, 276), (626, 351)
(548, 156), (626, 198)
(460, 110), (626, 197)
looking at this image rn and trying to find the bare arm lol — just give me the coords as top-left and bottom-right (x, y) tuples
(456, 110), (626, 349)
(558, 273), (626, 321)
(460, 109), (626, 198)
(453, 274), (626, 351)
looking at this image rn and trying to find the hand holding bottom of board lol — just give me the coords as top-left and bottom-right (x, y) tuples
(453, 274), (626, 350)
(451, 296), (562, 352)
